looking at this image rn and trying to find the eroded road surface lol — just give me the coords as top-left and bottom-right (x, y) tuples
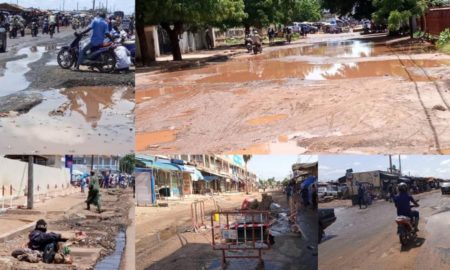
(136, 33), (450, 154)
(319, 190), (450, 270)
(0, 27), (134, 154)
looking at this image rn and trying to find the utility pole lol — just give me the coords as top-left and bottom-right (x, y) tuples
(398, 155), (402, 175)
(388, 155), (393, 173)
(27, 156), (34, 209)
(92, 0), (95, 11)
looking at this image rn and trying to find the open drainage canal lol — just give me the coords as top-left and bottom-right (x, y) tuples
(94, 230), (126, 270)
(0, 46), (46, 97)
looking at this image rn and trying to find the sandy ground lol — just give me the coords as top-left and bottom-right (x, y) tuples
(0, 188), (134, 270)
(136, 33), (450, 154)
(136, 191), (318, 270)
(319, 190), (450, 270)
(0, 26), (135, 154)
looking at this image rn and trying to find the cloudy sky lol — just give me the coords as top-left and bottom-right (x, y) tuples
(11, 0), (134, 14)
(319, 155), (450, 182)
(247, 155), (318, 181)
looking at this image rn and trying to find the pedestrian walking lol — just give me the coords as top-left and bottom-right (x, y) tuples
(86, 171), (101, 213)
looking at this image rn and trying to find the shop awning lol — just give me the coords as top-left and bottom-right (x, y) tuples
(179, 165), (204, 181)
(203, 175), (219, 182)
(137, 160), (181, 172)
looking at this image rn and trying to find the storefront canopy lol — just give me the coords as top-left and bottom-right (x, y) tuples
(179, 165), (204, 181)
(203, 175), (219, 182)
(0, 3), (25, 13)
(136, 156), (181, 172)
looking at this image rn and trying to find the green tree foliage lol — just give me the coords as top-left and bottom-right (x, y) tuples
(119, 154), (136, 174)
(321, 0), (375, 19)
(277, 0), (322, 24)
(137, 0), (246, 61)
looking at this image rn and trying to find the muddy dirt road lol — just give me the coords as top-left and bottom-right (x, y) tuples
(136, 33), (450, 154)
(136, 191), (317, 270)
(0, 27), (134, 154)
(319, 190), (450, 270)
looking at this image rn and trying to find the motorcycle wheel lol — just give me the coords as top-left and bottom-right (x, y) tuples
(20, 30), (24, 37)
(57, 48), (74, 69)
(399, 232), (408, 246)
(98, 50), (116, 73)
(253, 46), (258, 55)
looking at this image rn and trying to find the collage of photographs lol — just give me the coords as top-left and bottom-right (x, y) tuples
(0, 0), (449, 270)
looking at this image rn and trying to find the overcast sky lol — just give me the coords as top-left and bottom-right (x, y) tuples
(319, 155), (450, 182)
(11, 0), (134, 14)
(247, 155), (318, 181)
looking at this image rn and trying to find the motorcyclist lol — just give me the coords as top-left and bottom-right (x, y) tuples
(251, 30), (261, 47)
(394, 182), (420, 231)
(75, 12), (111, 70)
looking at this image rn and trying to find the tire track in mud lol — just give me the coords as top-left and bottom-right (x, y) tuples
(388, 46), (443, 154)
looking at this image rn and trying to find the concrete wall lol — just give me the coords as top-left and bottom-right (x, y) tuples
(421, 7), (450, 36)
(0, 157), (70, 199)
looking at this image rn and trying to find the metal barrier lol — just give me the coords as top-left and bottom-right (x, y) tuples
(191, 200), (205, 232)
(211, 210), (271, 267)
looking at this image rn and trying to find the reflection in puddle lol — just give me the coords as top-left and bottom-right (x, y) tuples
(136, 130), (178, 151)
(0, 46), (45, 97)
(0, 86), (134, 153)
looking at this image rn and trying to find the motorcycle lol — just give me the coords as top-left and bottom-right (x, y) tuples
(244, 35), (252, 53)
(49, 23), (55, 38)
(9, 25), (17, 39)
(57, 32), (117, 73)
(395, 204), (419, 246)
(252, 42), (262, 54)
(31, 22), (38, 37)
(42, 21), (49, 34)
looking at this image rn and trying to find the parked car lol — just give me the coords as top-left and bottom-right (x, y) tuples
(441, 182), (450, 195)
(318, 186), (339, 198)
(300, 23), (318, 34)
(319, 208), (336, 243)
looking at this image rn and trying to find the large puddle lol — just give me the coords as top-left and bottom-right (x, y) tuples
(142, 40), (448, 90)
(0, 46), (46, 97)
(0, 86), (134, 153)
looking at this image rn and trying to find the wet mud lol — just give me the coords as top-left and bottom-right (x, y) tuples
(136, 35), (450, 154)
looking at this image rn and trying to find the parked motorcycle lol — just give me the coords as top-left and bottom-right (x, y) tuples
(57, 32), (117, 73)
(395, 204), (419, 246)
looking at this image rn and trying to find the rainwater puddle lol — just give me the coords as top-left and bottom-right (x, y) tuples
(94, 230), (126, 270)
(145, 39), (447, 87)
(0, 86), (134, 153)
(135, 130), (178, 151)
(0, 46), (46, 97)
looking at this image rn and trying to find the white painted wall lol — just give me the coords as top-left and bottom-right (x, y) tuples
(0, 157), (70, 199)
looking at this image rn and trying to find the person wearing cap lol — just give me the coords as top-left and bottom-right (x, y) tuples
(28, 219), (66, 252)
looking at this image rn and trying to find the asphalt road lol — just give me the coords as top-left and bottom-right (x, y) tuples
(319, 190), (450, 270)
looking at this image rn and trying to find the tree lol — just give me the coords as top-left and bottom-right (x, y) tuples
(321, 0), (375, 20)
(242, 0), (277, 32)
(119, 154), (136, 174)
(373, 0), (428, 38)
(137, 0), (246, 61)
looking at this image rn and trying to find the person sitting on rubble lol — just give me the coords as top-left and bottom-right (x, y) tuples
(28, 219), (66, 252)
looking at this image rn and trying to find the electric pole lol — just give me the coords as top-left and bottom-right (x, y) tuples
(27, 156), (34, 209)
(388, 155), (393, 173)
(93, 0), (95, 11)
(398, 155), (402, 175)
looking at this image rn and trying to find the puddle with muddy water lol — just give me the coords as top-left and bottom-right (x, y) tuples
(0, 46), (46, 97)
(135, 130), (178, 151)
(143, 40), (448, 89)
(0, 86), (134, 153)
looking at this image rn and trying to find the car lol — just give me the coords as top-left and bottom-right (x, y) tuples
(319, 208), (336, 243)
(300, 23), (318, 34)
(441, 182), (450, 195)
(318, 186), (339, 198)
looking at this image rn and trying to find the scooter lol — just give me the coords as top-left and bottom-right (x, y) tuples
(253, 42), (262, 54)
(245, 35), (253, 53)
(31, 22), (38, 37)
(395, 204), (419, 246)
(57, 32), (117, 73)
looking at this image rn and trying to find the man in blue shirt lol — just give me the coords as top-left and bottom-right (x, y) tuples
(394, 183), (420, 231)
(76, 12), (110, 69)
